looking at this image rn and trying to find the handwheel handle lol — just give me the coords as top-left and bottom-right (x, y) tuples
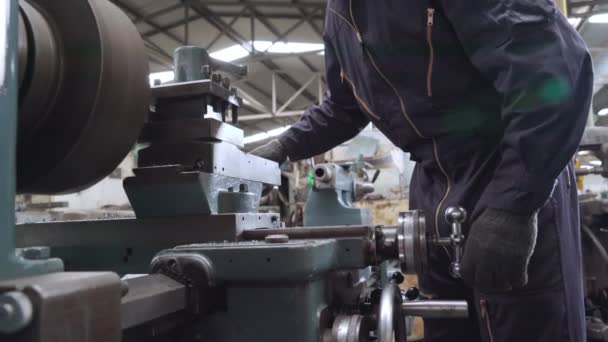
(377, 282), (407, 342)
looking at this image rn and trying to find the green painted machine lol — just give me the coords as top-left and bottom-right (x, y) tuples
(0, 1), (469, 341)
(304, 163), (375, 227)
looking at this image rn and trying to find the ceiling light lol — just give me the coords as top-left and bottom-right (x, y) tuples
(244, 125), (291, 145)
(265, 42), (324, 54)
(267, 126), (290, 136)
(589, 13), (608, 24)
(590, 160), (603, 166)
(243, 132), (270, 145)
(210, 41), (325, 62)
(149, 71), (175, 87)
(581, 165), (594, 170)
(210, 45), (250, 62)
(577, 150), (591, 156)
(599, 108), (608, 116)
(253, 41), (273, 51)
(568, 17), (582, 27)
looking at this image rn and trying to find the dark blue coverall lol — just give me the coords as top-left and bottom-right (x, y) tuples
(277, 0), (594, 341)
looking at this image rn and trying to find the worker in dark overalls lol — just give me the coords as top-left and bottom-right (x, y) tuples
(252, 1), (594, 341)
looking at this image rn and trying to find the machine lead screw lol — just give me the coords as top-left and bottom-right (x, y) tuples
(445, 206), (467, 279)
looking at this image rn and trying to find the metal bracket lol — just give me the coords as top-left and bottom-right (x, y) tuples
(150, 253), (217, 315)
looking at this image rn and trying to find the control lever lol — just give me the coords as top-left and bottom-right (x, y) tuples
(444, 207), (467, 278)
(394, 207), (467, 278)
(377, 274), (407, 342)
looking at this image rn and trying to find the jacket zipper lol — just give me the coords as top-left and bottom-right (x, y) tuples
(340, 70), (381, 121)
(426, 8), (435, 97)
(346, 0), (424, 139)
(479, 299), (496, 342)
(338, 1), (453, 253)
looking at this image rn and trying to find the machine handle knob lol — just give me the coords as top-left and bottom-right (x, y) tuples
(371, 169), (381, 183)
(445, 206), (467, 224)
(404, 287), (420, 301)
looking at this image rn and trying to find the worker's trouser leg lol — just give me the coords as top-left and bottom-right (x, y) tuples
(419, 168), (586, 342)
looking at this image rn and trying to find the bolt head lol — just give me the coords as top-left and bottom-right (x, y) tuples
(391, 272), (405, 285)
(404, 287), (420, 301)
(22, 246), (50, 260)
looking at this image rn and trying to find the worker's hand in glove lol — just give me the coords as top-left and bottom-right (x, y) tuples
(461, 208), (538, 293)
(249, 139), (288, 166)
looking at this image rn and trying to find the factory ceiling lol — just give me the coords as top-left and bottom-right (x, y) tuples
(110, 0), (608, 140)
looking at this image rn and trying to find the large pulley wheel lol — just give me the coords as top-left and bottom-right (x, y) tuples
(17, 0), (149, 193)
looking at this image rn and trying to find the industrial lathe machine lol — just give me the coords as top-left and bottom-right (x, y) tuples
(0, 0), (468, 341)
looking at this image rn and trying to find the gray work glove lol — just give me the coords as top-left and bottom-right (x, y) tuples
(249, 139), (288, 166)
(461, 208), (538, 293)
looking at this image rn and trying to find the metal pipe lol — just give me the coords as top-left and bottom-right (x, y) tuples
(317, 74), (323, 103)
(314, 164), (333, 183)
(276, 74), (317, 114)
(377, 283), (407, 342)
(402, 300), (469, 319)
(242, 225), (383, 240)
(271, 72), (276, 114)
(582, 225), (608, 265)
(0, 0), (19, 280)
